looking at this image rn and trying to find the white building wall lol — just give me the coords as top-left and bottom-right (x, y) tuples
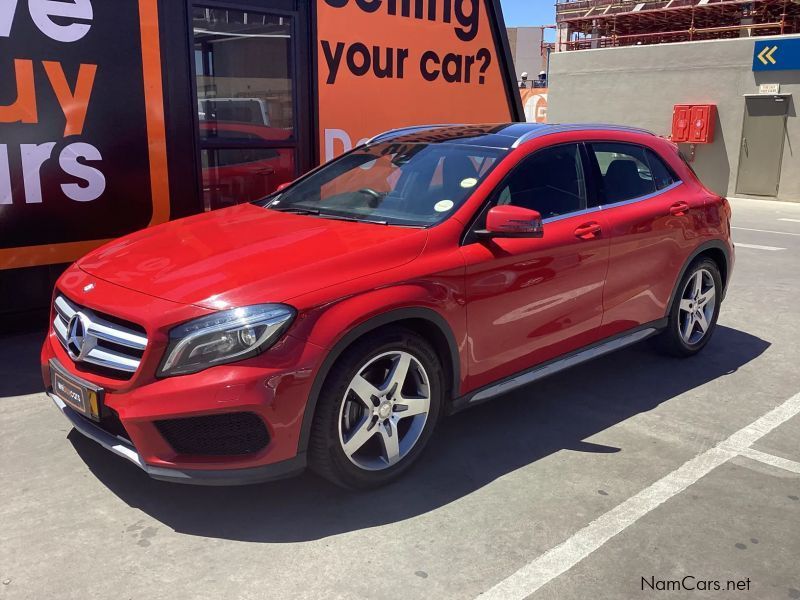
(548, 35), (800, 201)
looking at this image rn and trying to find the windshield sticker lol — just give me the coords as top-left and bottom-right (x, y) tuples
(434, 200), (454, 212)
(460, 177), (478, 188)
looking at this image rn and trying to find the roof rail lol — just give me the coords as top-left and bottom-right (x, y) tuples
(511, 123), (656, 148)
(366, 124), (454, 145)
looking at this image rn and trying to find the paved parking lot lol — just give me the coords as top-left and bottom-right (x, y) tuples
(1, 197), (799, 600)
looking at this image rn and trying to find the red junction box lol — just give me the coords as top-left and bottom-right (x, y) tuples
(672, 104), (716, 144)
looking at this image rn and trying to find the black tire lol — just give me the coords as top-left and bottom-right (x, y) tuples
(656, 257), (722, 357)
(308, 327), (444, 489)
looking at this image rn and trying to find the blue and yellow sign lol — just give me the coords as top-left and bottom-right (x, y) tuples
(753, 38), (800, 71)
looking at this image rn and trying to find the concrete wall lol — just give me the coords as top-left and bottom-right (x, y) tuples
(548, 35), (800, 201)
(507, 27), (545, 81)
(507, 27), (518, 66)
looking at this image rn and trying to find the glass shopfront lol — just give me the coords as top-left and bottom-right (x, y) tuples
(192, 3), (303, 210)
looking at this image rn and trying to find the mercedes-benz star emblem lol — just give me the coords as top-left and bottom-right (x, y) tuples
(67, 314), (87, 360)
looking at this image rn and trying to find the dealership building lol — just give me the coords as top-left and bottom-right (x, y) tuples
(0, 0), (521, 321)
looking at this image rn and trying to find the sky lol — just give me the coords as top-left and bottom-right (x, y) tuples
(500, 0), (556, 38)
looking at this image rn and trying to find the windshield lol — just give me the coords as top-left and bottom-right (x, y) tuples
(263, 142), (505, 227)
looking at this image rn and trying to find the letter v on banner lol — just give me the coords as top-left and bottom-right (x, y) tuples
(0, 0), (19, 38)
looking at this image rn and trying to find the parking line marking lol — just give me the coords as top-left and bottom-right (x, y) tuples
(477, 391), (800, 600)
(735, 243), (786, 251)
(738, 448), (800, 475)
(778, 218), (800, 223)
(732, 227), (800, 237)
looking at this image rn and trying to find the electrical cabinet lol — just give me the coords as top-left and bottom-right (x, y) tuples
(672, 104), (716, 144)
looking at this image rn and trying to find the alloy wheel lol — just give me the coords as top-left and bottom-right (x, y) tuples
(338, 351), (431, 471)
(678, 268), (716, 345)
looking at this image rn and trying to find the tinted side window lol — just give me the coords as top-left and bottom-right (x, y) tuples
(495, 144), (586, 219)
(590, 143), (656, 204)
(646, 149), (678, 190)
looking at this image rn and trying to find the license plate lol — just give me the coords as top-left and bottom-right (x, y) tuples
(50, 360), (103, 421)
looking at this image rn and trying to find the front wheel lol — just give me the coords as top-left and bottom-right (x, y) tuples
(308, 328), (443, 489)
(657, 257), (722, 357)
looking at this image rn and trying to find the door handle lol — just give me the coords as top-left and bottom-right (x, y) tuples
(669, 201), (690, 216)
(574, 221), (601, 239)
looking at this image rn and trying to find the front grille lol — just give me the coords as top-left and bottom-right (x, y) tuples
(155, 412), (270, 456)
(53, 294), (148, 380)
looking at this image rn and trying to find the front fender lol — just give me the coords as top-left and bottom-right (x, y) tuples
(290, 284), (466, 454)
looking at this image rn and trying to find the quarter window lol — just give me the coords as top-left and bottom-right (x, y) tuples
(645, 149), (678, 190)
(493, 144), (587, 219)
(589, 143), (656, 204)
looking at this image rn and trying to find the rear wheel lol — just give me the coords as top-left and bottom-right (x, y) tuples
(309, 328), (443, 489)
(657, 257), (722, 357)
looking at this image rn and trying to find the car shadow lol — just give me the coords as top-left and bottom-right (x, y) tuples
(67, 325), (768, 543)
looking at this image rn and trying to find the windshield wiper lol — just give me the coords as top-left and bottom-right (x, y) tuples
(267, 205), (320, 215)
(268, 204), (388, 225)
(316, 212), (389, 225)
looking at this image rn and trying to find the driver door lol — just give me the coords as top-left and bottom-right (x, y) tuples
(460, 143), (610, 391)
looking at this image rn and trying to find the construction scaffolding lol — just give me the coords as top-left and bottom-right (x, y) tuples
(555, 0), (800, 50)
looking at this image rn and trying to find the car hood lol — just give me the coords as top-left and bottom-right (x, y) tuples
(77, 204), (428, 309)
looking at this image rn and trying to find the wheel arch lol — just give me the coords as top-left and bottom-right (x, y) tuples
(699, 246), (729, 293)
(666, 239), (731, 317)
(296, 307), (461, 454)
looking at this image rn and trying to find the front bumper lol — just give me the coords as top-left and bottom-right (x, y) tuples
(42, 269), (328, 485)
(49, 392), (307, 485)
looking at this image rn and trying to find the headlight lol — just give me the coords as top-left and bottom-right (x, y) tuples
(158, 304), (296, 377)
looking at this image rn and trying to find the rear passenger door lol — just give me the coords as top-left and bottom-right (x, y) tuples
(586, 142), (690, 338)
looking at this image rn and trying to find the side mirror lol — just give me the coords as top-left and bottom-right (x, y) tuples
(476, 205), (544, 239)
(275, 181), (292, 192)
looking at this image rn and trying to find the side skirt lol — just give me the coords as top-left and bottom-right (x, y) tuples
(451, 319), (667, 412)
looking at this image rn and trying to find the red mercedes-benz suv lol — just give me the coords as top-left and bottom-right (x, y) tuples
(41, 123), (734, 489)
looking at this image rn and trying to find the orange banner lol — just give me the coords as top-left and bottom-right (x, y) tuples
(316, 0), (515, 162)
(520, 87), (548, 124)
(0, 0), (169, 270)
